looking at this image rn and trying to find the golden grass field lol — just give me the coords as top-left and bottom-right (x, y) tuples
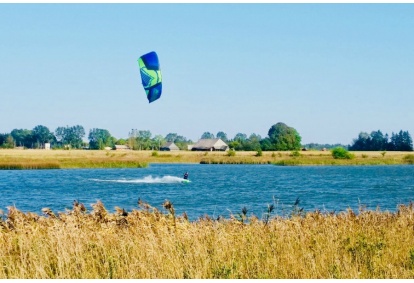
(0, 148), (413, 169)
(0, 200), (414, 279)
(1, 149), (414, 278)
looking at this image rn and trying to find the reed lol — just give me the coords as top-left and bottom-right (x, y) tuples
(0, 200), (414, 279)
(0, 162), (60, 170)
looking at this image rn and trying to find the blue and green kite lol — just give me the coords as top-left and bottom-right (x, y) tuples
(138, 51), (162, 103)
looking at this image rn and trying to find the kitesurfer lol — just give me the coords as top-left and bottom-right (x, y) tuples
(183, 172), (189, 180)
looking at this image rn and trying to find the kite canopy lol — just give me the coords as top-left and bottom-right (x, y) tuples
(138, 51), (162, 103)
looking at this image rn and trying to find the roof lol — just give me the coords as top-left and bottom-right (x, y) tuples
(192, 138), (228, 150)
(160, 141), (180, 150)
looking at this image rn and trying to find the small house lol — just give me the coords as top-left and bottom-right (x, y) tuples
(160, 142), (180, 151)
(115, 145), (130, 150)
(191, 138), (229, 151)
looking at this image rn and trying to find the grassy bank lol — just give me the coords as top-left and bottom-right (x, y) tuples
(0, 149), (413, 169)
(0, 200), (414, 278)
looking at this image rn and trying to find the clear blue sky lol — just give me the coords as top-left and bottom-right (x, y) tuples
(1, 4), (413, 145)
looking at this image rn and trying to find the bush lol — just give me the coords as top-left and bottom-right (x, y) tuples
(331, 147), (354, 159)
(290, 150), (301, 157)
(151, 151), (159, 157)
(256, 149), (263, 157)
(227, 149), (236, 157)
(403, 154), (414, 164)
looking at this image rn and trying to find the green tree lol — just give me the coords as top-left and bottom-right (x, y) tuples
(260, 137), (273, 151)
(268, 122), (301, 150)
(0, 133), (7, 147)
(0, 133), (14, 148)
(244, 133), (261, 151)
(11, 129), (34, 148)
(389, 130), (413, 151)
(370, 130), (388, 151)
(32, 125), (54, 149)
(88, 128), (113, 150)
(174, 135), (191, 150)
(234, 133), (247, 143)
(136, 130), (152, 150)
(115, 138), (127, 145)
(152, 135), (165, 150)
(165, 133), (178, 142)
(228, 140), (240, 150)
(55, 125), (85, 149)
(201, 132), (215, 139)
(349, 132), (371, 151)
(128, 129), (138, 150)
(216, 131), (228, 142)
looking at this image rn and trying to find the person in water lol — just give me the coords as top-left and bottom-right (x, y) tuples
(183, 172), (189, 180)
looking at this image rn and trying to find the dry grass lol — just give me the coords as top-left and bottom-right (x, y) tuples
(0, 200), (414, 278)
(0, 149), (412, 169)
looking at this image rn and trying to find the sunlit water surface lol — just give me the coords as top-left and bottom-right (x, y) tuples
(1, 164), (413, 220)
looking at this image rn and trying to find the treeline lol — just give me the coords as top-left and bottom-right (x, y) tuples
(349, 130), (413, 151)
(0, 123), (413, 151)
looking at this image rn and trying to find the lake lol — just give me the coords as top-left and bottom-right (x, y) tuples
(1, 164), (413, 220)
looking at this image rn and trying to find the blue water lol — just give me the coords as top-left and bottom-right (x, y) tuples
(0, 164), (413, 220)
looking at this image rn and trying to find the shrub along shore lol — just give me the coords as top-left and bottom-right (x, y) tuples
(0, 149), (413, 169)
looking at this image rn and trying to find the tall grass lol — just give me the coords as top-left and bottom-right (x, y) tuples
(0, 162), (60, 169)
(0, 200), (414, 278)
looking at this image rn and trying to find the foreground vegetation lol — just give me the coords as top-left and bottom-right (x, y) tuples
(1, 200), (414, 278)
(0, 149), (413, 169)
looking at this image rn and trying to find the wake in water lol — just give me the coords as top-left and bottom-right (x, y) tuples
(91, 175), (186, 184)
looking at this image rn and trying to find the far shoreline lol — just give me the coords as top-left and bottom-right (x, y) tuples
(0, 149), (413, 169)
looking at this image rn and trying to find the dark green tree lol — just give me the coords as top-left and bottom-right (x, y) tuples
(268, 122), (301, 150)
(401, 131), (413, 151)
(389, 130), (413, 151)
(32, 125), (54, 149)
(369, 130), (388, 151)
(349, 132), (371, 151)
(0, 133), (7, 147)
(88, 128), (113, 150)
(10, 129), (34, 148)
(259, 137), (274, 151)
(0, 133), (14, 148)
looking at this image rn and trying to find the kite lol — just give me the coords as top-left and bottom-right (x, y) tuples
(137, 51), (162, 103)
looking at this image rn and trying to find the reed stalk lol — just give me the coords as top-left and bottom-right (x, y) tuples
(0, 200), (414, 278)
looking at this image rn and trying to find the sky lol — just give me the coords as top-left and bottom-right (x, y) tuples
(1, 3), (413, 145)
